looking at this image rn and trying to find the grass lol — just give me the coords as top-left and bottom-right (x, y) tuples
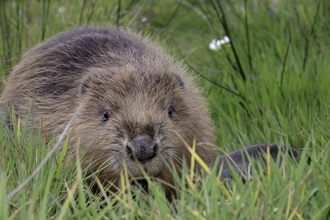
(1, 0), (330, 219)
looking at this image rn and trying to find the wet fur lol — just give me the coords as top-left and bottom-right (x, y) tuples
(0, 27), (216, 196)
(0, 27), (299, 197)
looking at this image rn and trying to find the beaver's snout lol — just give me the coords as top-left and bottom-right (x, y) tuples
(126, 135), (158, 162)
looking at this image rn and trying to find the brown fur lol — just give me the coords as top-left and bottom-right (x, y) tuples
(0, 27), (217, 197)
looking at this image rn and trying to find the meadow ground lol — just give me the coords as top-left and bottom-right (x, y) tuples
(0, 0), (330, 219)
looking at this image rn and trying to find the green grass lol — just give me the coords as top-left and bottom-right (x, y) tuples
(1, 0), (330, 219)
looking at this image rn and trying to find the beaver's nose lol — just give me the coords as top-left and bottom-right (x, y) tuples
(126, 135), (158, 162)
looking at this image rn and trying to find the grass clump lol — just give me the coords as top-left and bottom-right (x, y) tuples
(1, 0), (330, 219)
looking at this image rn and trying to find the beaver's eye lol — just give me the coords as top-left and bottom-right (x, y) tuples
(168, 107), (174, 118)
(102, 110), (109, 121)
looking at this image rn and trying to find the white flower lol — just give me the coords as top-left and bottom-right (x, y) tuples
(209, 36), (231, 50)
(223, 36), (230, 43)
(58, 6), (66, 14)
(209, 39), (218, 50)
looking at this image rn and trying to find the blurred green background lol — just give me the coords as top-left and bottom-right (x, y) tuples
(1, 0), (330, 219)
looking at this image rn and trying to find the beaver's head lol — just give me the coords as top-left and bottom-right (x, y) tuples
(70, 62), (216, 192)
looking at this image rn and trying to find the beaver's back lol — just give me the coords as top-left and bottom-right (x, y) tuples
(2, 27), (159, 102)
(1, 27), (199, 136)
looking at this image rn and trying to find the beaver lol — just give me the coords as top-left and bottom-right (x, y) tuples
(0, 27), (299, 197)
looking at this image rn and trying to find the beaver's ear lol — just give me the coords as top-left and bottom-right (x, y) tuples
(78, 67), (112, 98)
(174, 73), (185, 89)
(78, 72), (93, 97)
(78, 68), (112, 97)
